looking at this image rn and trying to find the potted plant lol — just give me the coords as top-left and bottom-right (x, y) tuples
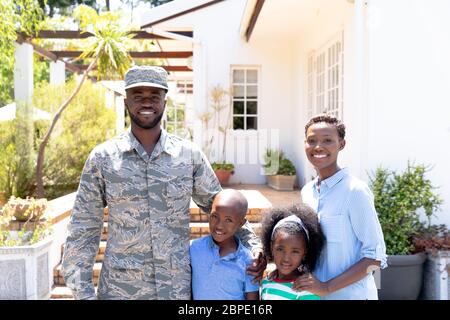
(199, 85), (235, 186)
(0, 196), (53, 299)
(369, 162), (442, 300)
(262, 149), (297, 191)
(211, 162), (235, 186)
(412, 224), (450, 300)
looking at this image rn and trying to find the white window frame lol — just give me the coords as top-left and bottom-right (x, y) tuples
(306, 31), (344, 119)
(164, 100), (186, 135)
(231, 66), (259, 131)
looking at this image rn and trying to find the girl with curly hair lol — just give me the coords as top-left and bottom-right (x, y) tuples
(260, 204), (324, 300)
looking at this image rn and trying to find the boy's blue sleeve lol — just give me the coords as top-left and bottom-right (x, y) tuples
(245, 274), (260, 293)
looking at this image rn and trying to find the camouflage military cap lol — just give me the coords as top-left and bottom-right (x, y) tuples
(124, 65), (169, 91)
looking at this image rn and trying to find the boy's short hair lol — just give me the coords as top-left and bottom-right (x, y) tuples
(213, 189), (248, 218)
(304, 114), (346, 140)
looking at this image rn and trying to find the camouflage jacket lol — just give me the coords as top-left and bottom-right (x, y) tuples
(61, 128), (261, 300)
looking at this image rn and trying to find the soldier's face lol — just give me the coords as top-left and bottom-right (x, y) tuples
(125, 86), (166, 129)
(209, 202), (245, 246)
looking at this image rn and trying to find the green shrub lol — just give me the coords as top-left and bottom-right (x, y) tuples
(0, 107), (35, 200)
(211, 162), (234, 171)
(369, 163), (442, 255)
(33, 79), (116, 199)
(263, 149), (296, 176)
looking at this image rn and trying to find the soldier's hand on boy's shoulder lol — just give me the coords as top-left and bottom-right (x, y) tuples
(246, 249), (267, 283)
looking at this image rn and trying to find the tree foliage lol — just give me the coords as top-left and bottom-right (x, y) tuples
(370, 163), (443, 255)
(33, 79), (116, 199)
(35, 4), (132, 197)
(0, 0), (45, 106)
(38, 0), (97, 17)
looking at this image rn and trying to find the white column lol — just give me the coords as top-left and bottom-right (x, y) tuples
(14, 42), (34, 103)
(192, 39), (206, 149)
(354, 0), (369, 179)
(115, 94), (125, 134)
(49, 60), (65, 85)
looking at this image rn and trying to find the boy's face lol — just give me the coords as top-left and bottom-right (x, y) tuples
(209, 200), (245, 245)
(272, 231), (307, 280)
(304, 122), (345, 173)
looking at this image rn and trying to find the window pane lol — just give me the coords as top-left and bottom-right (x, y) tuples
(247, 101), (257, 114)
(246, 117), (257, 130)
(167, 123), (175, 133)
(247, 85), (257, 99)
(167, 109), (175, 122)
(247, 70), (257, 83)
(233, 101), (244, 114)
(233, 70), (245, 83)
(176, 109), (185, 122)
(233, 116), (244, 130)
(233, 85), (245, 98)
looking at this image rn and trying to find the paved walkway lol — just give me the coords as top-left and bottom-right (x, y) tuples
(226, 184), (301, 208)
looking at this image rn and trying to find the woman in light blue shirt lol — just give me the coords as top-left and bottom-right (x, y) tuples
(294, 114), (387, 299)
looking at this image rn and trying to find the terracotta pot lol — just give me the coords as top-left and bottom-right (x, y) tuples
(214, 169), (234, 186)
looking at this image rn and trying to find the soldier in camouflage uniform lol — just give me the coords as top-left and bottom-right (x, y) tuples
(61, 66), (265, 300)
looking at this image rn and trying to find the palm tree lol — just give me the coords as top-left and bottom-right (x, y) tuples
(35, 21), (132, 197)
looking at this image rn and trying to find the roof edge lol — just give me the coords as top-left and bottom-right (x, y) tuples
(239, 0), (265, 42)
(140, 0), (225, 29)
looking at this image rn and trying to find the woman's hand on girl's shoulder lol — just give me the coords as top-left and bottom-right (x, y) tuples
(293, 272), (330, 297)
(267, 269), (278, 281)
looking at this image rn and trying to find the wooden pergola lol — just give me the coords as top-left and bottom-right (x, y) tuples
(16, 29), (194, 75)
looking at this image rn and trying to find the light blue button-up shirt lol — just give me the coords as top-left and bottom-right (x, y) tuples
(301, 168), (387, 300)
(190, 235), (259, 300)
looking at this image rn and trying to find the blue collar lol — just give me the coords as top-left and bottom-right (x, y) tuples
(207, 235), (242, 261)
(314, 167), (349, 190)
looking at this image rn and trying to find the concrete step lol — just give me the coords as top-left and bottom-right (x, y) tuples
(50, 285), (75, 300)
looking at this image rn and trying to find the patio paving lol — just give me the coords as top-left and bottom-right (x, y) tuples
(226, 183), (301, 208)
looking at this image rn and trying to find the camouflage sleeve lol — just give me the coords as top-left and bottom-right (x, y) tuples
(236, 220), (263, 256)
(61, 149), (106, 300)
(191, 148), (222, 213)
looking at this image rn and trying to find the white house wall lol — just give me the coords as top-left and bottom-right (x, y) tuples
(365, 0), (450, 226)
(145, 0), (297, 184)
(141, 0), (450, 226)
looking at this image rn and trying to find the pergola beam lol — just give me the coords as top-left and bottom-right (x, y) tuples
(17, 37), (83, 74)
(77, 65), (192, 72)
(51, 51), (193, 59)
(21, 30), (193, 40)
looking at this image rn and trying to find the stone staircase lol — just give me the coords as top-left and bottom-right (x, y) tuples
(51, 194), (268, 299)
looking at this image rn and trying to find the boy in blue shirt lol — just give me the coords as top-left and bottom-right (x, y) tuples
(190, 189), (259, 300)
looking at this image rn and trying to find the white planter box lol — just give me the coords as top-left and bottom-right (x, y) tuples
(0, 236), (53, 300)
(266, 175), (296, 191)
(420, 251), (450, 300)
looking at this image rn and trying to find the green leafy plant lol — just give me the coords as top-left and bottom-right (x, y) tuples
(35, 4), (133, 197)
(211, 162), (235, 172)
(263, 149), (296, 176)
(0, 117), (35, 200)
(369, 162), (442, 255)
(33, 79), (116, 199)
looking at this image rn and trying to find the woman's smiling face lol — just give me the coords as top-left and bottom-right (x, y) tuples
(304, 122), (345, 178)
